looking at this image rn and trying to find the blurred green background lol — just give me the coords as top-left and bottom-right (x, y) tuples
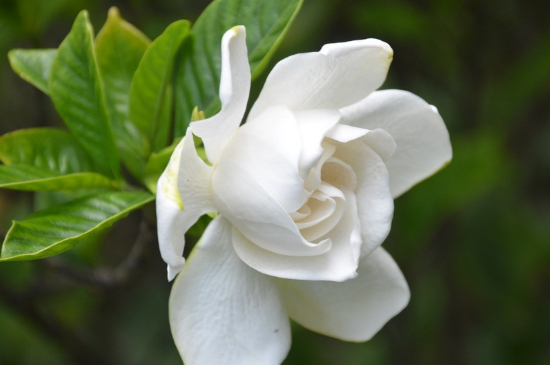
(0, 0), (549, 364)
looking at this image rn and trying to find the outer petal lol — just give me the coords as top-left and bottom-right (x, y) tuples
(340, 89), (452, 197)
(277, 247), (410, 342)
(189, 26), (251, 164)
(333, 140), (394, 258)
(157, 131), (215, 281)
(249, 39), (392, 119)
(169, 216), (291, 365)
(232, 188), (360, 282)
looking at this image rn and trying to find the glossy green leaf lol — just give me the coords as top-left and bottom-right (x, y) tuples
(48, 10), (120, 180)
(0, 165), (117, 191)
(0, 128), (97, 173)
(129, 20), (190, 158)
(7, 49), (57, 94)
(173, 0), (304, 136)
(0, 128), (118, 191)
(96, 7), (151, 180)
(0, 191), (154, 261)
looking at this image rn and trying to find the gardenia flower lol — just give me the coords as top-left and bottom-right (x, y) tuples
(157, 26), (451, 365)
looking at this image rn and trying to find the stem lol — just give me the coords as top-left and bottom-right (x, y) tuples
(42, 218), (156, 291)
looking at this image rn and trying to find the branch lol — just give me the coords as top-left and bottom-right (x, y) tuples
(42, 218), (156, 290)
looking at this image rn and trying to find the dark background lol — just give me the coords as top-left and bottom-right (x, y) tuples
(0, 0), (549, 364)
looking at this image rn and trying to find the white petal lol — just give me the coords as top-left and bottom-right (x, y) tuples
(156, 188), (186, 281)
(293, 109), (341, 178)
(212, 106), (332, 258)
(189, 26), (250, 164)
(362, 128), (397, 162)
(232, 226), (356, 282)
(224, 105), (307, 213)
(295, 191), (337, 230)
(325, 124), (368, 143)
(298, 184), (346, 242)
(340, 89), (452, 197)
(326, 125), (397, 162)
(277, 247), (409, 342)
(321, 156), (357, 191)
(333, 140), (394, 258)
(157, 132), (215, 281)
(169, 216), (290, 365)
(249, 39), (393, 118)
(232, 188), (361, 282)
(213, 156), (331, 257)
(304, 141), (336, 193)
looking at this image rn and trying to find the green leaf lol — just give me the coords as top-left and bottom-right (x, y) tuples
(129, 20), (190, 157)
(0, 165), (117, 191)
(0, 128), (119, 191)
(48, 10), (120, 180)
(0, 191), (154, 261)
(8, 49), (57, 94)
(95, 7), (151, 180)
(173, 0), (304, 136)
(142, 138), (181, 194)
(0, 128), (97, 172)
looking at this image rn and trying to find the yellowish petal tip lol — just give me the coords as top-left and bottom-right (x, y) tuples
(231, 25), (245, 36)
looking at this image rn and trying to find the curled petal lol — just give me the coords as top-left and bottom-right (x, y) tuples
(232, 188), (361, 282)
(225, 105), (307, 213)
(212, 105), (331, 257)
(293, 109), (341, 178)
(157, 131), (215, 281)
(249, 39), (392, 118)
(333, 140), (394, 258)
(170, 217), (291, 365)
(190, 26), (251, 164)
(340, 89), (452, 197)
(277, 247), (409, 342)
(213, 158), (331, 257)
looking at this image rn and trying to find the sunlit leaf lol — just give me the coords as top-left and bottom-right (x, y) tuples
(0, 128), (97, 172)
(96, 7), (151, 180)
(0, 128), (119, 191)
(0, 165), (117, 191)
(48, 10), (120, 180)
(8, 49), (56, 94)
(129, 20), (190, 160)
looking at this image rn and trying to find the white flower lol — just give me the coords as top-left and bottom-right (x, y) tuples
(157, 26), (452, 365)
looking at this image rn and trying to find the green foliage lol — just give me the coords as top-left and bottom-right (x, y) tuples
(0, 165), (116, 191)
(0, 2), (323, 363)
(1, 0), (304, 266)
(0, 128), (118, 191)
(128, 20), (190, 160)
(0, 191), (154, 261)
(173, 0), (304, 136)
(48, 11), (120, 180)
(0, 128), (97, 172)
(7, 49), (56, 94)
(95, 7), (151, 180)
